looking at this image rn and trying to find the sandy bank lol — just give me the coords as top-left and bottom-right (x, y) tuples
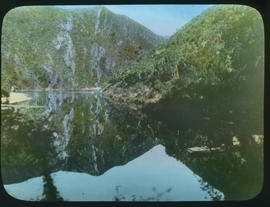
(1, 92), (32, 105)
(17, 87), (101, 92)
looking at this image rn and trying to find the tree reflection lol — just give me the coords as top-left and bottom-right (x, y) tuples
(1, 91), (264, 201)
(41, 173), (64, 201)
(113, 185), (173, 201)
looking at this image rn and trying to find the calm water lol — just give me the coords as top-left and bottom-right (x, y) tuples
(1, 92), (263, 201)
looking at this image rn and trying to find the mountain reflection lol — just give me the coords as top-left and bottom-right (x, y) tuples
(1, 92), (263, 201)
(1, 92), (157, 184)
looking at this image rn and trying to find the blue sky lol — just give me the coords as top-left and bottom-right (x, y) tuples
(56, 5), (212, 36)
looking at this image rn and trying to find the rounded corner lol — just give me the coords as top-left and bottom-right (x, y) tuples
(2, 6), (40, 27)
(3, 6), (25, 19)
(1, 181), (40, 202)
(238, 4), (264, 28)
(245, 179), (265, 201)
(1, 184), (25, 202)
(234, 177), (264, 202)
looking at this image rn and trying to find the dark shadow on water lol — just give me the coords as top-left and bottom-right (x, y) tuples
(1, 90), (264, 201)
(41, 173), (64, 201)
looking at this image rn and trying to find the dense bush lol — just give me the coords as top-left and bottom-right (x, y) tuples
(109, 5), (264, 96)
(1, 89), (10, 97)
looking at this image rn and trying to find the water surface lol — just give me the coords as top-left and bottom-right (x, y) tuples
(1, 92), (263, 201)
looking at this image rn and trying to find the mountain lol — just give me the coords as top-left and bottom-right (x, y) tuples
(105, 5), (264, 113)
(105, 5), (264, 141)
(106, 5), (264, 103)
(162, 35), (171, 40)
(1, 6), (164, 90)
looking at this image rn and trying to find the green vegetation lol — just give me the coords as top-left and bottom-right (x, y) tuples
(1, 89), (9, 97)
(1, 5), (264, 201)
(108, 5), (264, 101)
(3, 5), (263, 104)
(1, 6), (164, 90)
(106, 5), (264, 159)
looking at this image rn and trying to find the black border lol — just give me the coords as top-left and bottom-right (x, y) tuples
(0, 0), (269, 207)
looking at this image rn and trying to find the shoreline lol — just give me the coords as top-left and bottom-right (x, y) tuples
(1, 88), (102, 110)
(1, 92), (32, 105)
(16, 87), (102, 92)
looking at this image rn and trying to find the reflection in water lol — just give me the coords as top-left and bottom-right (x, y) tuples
(144, 96), (264, 200)
(1, 92), (263, 201)
(4, 145), (223, 201)
(41, 173), (63, 201)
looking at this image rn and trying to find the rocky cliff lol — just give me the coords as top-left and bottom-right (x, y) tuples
(1, 6), (164, 90)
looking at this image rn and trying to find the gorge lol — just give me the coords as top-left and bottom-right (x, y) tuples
(1, 5), (264, 201)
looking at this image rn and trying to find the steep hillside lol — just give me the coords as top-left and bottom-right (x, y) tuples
(106, 5), (264, 104)
(1, 6), (164, 90)
(105, 5), (264, 144)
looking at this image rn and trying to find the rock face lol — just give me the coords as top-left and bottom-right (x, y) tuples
(1, 6), (164, 90)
